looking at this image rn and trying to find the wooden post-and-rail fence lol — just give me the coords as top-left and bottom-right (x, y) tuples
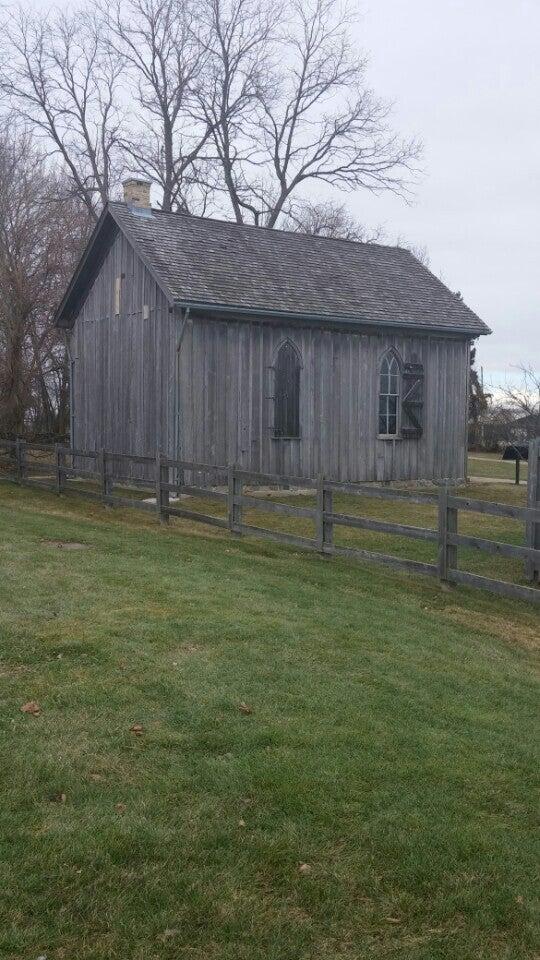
(1, 437), (539, 605)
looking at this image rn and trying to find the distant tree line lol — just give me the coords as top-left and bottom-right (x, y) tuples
(468, 356), (539, 451)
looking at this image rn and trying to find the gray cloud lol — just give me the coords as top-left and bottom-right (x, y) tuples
(350, 0), (539, 382)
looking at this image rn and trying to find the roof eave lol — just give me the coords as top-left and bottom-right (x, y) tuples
(54, 206), (112, 328)
(174, 298), (491, 337)
(54, 203), (176, 330)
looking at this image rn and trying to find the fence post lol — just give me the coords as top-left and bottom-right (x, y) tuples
(155, 451), (169, 524)
(316, 475), (333, 554)
(438, 482), (458, 583)
(525, 438), (540, 583)
(228, 463), (242, 534)
(54, 443), (65, 495)
(99, 448), (110, 506)
(15, 438), (26, 484)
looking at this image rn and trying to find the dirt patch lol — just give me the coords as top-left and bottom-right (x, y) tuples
(42, 539), (89, 551)
(442, 605), (540, 652)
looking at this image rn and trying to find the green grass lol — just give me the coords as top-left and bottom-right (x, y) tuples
(151, 478), (533, 587)
(0, 483), (539, 960)
(468, 452), (528, 482)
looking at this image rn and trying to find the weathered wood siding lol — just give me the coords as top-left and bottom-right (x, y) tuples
(68, 230), (178, 474)
(69, 230), (470, 483)
(179, 316), (470, 482)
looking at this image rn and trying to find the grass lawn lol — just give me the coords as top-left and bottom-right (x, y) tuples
(0, 482), (539, 960)
(468, 452), (529, 483)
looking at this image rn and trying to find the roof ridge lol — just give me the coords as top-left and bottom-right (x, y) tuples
(108, 200), (410, 254)
(66, 201), (490, 338)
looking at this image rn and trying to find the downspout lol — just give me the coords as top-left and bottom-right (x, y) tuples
(64, 331), (75, 456)
(174, 305), (191, 473)
(464, 339), (472, 482)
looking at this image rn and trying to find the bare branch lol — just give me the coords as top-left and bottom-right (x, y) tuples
(0, 7), (124, 219)
(281, 198), (384, 242)
(99, 0), (215, 212)
(0, 125), (90, 439)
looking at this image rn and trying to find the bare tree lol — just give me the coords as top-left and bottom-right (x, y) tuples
(198, 0), (276, 223)
(497, 365), (540, 440)
(101, 0), (215, 212)
(204, 0), (421, 225)
(0, 128), (89, 439)
(1, 0), (421, 224)
(282, 198), (383, 242)
(0, 7), (124, 220)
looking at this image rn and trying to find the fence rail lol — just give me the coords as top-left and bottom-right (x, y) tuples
(1, 438), (539, 605)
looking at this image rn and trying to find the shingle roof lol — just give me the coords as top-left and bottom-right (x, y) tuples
(58, 201), (491, 335)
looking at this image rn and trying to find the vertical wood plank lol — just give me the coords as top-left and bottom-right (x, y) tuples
(316, 473), (324, 550)
(99, 448), (110, 505)
(317, 476), (334, 553)
(15, 439), (26, 483)
(526, 438), (540, 582)
(54, 443), (64, 495)
(155, 452), (169, 523)
(228, 463), (242, 533)
(438, 483), (458, 581)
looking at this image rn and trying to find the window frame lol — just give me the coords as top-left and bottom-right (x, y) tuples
(272, 339), (302, 440)
(378, 349), (402, 440)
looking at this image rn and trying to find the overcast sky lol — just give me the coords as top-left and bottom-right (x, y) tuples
(350, 0), (539, 389)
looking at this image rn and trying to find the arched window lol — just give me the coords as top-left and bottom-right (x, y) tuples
(274, 340), (301, 438)
(378, 350), (401, 436)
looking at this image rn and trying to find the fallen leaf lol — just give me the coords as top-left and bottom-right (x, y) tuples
(298, 863), (312, 874)
(158, 929), (180, 942)
(130, 723), (144, 736)
(49, 792), (66, 804)
(238, 819), (246, 827)
(238, 702), (253, 715)
(21, 701), (40, 716)
(115, 802), (126, 815)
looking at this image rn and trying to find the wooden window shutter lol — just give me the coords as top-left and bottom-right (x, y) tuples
(401, 361), (424, 438)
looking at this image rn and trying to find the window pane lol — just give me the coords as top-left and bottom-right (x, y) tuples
(379, 352), (401, 435)
(275, 342), (300, 437)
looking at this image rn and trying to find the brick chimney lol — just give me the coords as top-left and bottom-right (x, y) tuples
(122, 178), (151, 208)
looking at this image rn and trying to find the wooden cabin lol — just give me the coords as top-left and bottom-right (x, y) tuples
(55, 179), (490, 482)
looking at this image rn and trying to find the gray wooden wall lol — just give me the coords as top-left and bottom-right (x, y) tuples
(68, 230), (178, 473)
(179, 316), (470, 482)
(69, 230), (470, 483)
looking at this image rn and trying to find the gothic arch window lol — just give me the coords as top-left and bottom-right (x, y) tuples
(274, 340), (301, 438)
(378, 349), (401, 436)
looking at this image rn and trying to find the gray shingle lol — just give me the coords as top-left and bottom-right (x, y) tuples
(70, 201), (492, 335)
